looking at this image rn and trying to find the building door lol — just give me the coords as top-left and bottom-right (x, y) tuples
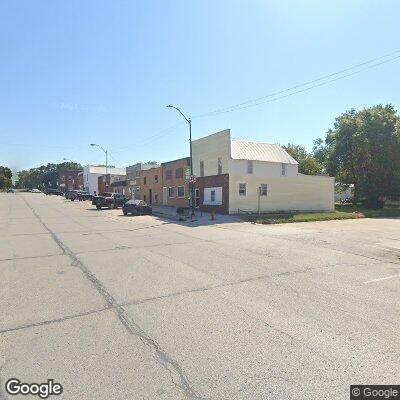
(163, 187), (168, 205)
(149, 188), (152, 205)
(195, 188), (200, 207)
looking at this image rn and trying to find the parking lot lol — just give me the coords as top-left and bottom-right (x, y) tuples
(1, 192), (399, 399)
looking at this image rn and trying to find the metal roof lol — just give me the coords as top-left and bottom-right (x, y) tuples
(231, 140), (299, 164)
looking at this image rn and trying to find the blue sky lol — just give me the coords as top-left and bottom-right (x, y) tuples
(1, 0), (399, 172)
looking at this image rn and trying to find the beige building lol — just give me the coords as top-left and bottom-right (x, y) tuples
(192, 129), (334, 214)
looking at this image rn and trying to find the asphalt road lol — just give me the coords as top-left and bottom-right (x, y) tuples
(1, 193), (399, 399)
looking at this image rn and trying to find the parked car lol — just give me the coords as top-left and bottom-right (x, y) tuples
(122, 200), (152, 216)
(92, 192), (127, 209)
(76, 191), (92, 201)
(31, 189), (41, 193)
(6, 188), (14, 193)
(44, 188), (64, 196)
(65, 190), (80, 201)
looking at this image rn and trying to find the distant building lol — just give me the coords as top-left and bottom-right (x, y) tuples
(82, 165), (126, 194)
(58, 169), (82, 192)
(192, 129), (334, 214)
(140, 166), (162, 205)
(126, 162), (159, 199)
(97, 173), (127, 195)
(161, 157), (191, 208)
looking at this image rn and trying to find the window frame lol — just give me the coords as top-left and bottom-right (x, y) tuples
(175, 168), (183, 179)
(177, 186), (185, 198)
(281, 163), (286, 176)
(200, 161), (204, 177)
(260, 184), (268, 196)
(247, 160), (254, 174)
(217, 157), (222, 175)
(168, 186), (175, 198)
(239, 183), (246, 196)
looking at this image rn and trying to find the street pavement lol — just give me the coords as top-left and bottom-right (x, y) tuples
(1, 192), (399, 399)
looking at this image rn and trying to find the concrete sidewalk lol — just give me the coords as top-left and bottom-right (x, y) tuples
(151, 205), (241, 224)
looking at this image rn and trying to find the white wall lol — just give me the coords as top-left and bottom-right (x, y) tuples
(229, 166), (335, 213)
(230, 159), (298, 178)
(83, 165), (126, 194)
(192, 130), (231, 177)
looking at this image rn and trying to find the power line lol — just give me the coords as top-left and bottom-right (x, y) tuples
(192, 50), (400, 119)
(112, 121), (185, 153)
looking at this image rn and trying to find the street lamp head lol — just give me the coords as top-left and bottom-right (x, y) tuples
(90, 143), (96, 146)
(166, 105), (172, 108)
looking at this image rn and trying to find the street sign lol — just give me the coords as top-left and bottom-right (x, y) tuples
(185, 168), (191, 180)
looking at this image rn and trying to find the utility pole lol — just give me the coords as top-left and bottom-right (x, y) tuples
(167, 105), (195, 218)
(90, 143), (108, 191)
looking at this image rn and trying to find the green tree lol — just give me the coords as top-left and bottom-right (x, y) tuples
(283, 144), (323, 175)
(322, 104), (400, 207)
(16, 161), (82, 189)
(0, 166), (12, 189)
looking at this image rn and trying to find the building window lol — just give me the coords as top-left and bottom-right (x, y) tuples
(200, 161), (204, 177)
(154, 194), (158, 204)
(247, 160), (253, 174)
(239, 183), (246, 196)
(175, 168), (183, 179)
(211, 190), (216, 202)
(154, 175), (158, 183)
(218, 157), (222, 174)
(281, 163), (286, 176)
(203, 187), (222, 205)
(143, 177), (147, 185)
(136, 170), (140, 177)
(177, 186), (185, 198)
(260, 184), (268, 196)
(168, 187), (175, 197)
(166, 170), (172, 180)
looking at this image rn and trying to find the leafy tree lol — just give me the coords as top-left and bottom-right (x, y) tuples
(283, 144), (323, 175)
(0, 166), (12, 189)
(322, 104), (400, 208)
(16, 161), (82, 189)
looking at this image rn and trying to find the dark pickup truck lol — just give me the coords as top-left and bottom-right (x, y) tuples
(92, 192), (127, 210)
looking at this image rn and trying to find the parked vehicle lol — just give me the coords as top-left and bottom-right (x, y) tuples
(65, 190), (80, 201)
(122, 200), (152, 216)
(92, 192), (127, 209)
(6, 188), (14, 193)
(76, 191), (92, 201)
(31, 189), (41, 193)
(44, 188), (64, 196)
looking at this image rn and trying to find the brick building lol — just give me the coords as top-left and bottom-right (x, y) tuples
(161, 157), (190, 208)
(195, 174), (230, 214)
(97, 173), (126, 194)
(140, 166), (162, 205)
(126, 162), (159, 200)
(58, 169), (82, 192)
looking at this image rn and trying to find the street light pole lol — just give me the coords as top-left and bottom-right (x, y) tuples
(90, 143), (108, 190)
(167, 105), (195, 218)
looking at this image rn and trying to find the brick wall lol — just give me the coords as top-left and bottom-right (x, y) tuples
(58, 169), (82, 191)
(195, 174), (229, 214)
(140, 166), (162, 205)
(161, 158), (190, 208)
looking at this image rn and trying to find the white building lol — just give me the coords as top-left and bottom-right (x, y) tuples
(192, 129), (334, 214)
(82, 165), (126, 194)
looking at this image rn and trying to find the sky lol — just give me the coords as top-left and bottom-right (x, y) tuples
(1, 0), (400, 174)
